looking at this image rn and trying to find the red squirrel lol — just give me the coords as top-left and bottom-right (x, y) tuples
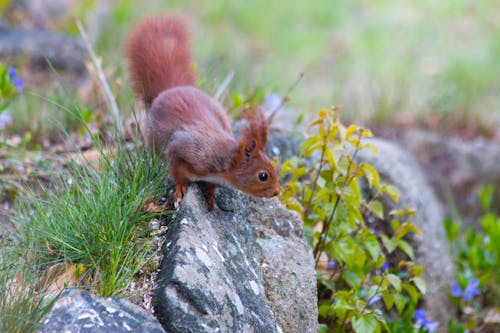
(125, 15), (280, 210)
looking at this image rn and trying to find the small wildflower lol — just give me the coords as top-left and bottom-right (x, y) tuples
(0, 111), (13, 130)
(380, 261), (389, 271)
(451, 280), (463, 297)
(463, 278), (481, 302)
(450, 278), (481, 302)
(367, 294), (382, 306)
(8, 67), (24, 92)
(327, 260), (335, 269)
(413, 309), (439, 333)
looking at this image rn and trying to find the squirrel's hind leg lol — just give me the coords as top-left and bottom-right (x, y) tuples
(169, 157), (191, 209)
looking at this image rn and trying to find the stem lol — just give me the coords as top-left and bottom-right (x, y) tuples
(313, 130), (363, 266)
(76, 19), (123, 135)
(304, 126), (330, 215)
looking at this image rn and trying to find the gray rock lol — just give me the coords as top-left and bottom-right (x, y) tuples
(0, 24), (86, 74)
(357, 138), (455, 326)
(38, 288), (166, 333)
(400, 128), (500, 219)
(154, 185), (318, 333)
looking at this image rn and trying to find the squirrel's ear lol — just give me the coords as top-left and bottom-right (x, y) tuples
(239, 138), (258, 159)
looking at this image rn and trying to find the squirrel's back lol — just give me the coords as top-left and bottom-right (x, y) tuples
(125, 15), (194, 105)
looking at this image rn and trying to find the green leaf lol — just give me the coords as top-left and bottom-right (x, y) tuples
(387, 274), (402, 292)
(410, 265), (424, 277)
(352, 314), (379, 333)
(318, 302), (334, 318)
(382, 290), (395, 310)
(367, 200), (384, 220)
(394, 292), (407, 313)
(403, 283), (420, 303)
(343, 269), (362, 289)
(380, 234), (397, 253)
(397, 240), (415, 260)
(361, 163), (381, 190)
(412, 277), (427, 294)
(232, 93), (244, 109)
(318, 324), (329, 333)
(383, 184), (400, 203)
(479, 185), (494, 210)
(363, 232), (382, 260)
(396, 222), (420, 239)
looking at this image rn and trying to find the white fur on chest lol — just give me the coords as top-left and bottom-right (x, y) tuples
(189, 175), (230, 187)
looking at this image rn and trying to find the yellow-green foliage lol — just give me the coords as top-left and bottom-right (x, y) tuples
(281, 107), (426, 332)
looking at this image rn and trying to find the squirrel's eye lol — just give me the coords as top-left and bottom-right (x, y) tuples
(258, 172), (269, 182)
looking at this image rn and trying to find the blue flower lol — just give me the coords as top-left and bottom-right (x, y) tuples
(327, 260), (336, 269)
(380, 261), (389, 271)
(413, 309), (439, 333)
(451, 280), (463, 297)
(463, 278), (481, 302)
(8, 67), (24, 92)
(450, 278), (480, 302)
(367, 294), (382, 306)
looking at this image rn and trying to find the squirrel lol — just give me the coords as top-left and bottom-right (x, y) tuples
(125, 15), (280, 210)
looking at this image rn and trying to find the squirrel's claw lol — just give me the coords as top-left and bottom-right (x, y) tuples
(173, 183), (188, 210)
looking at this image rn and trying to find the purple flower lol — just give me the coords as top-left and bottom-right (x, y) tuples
(463, 278), (481, 302)
(451, 280), (463, 297)
(327, 260), (336, 269)
(367, 294), (382, 306)
(450, 278), (480, 302)
(413, 309), (439, 333)
(8, 67), (24, 92)
(380, 261), (389, 271)
(0, 111), (13, 130)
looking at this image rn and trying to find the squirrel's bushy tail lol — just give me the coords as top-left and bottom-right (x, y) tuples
(125, 15), (194, 105)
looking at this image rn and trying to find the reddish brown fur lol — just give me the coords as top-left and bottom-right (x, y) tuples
(125, 15), (280, 210)
(125, 15), (194, 105)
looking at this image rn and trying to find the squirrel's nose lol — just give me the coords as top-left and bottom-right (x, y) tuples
(273, 190), (279, 196)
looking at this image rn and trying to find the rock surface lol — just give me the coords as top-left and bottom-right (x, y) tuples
(38, 288), (166, 333)
(153, 185), (318, 333)
(0, 21), (86, 74)
(357, 138), (455, 326)
(399, 128), (500, 219)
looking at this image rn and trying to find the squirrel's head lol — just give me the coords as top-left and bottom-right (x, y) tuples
(227, 109), (280, 198)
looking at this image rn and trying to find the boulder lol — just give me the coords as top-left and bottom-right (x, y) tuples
(37, 288), (166, 333)
(153, 185), (318, 333)
(357, 138), (455, 326)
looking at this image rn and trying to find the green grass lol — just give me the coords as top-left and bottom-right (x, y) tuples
(0, 245), (55, 333)
(0, 131), (169, 331)
(15, 138), (168, 296)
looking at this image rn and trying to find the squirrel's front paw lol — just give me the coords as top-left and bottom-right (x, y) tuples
(173, 184), (188, 210)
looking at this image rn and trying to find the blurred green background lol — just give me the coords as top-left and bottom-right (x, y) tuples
(97, 0), (500, 132)
(2, 0), (500, 137)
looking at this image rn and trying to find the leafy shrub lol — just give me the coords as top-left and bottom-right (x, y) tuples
(281, 107), (429, 332)
(445, 185), (500, 332)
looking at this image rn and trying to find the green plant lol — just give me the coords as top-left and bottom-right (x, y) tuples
(281, 107), (427, 332)
(15, 137), (169, 297)
(0, 245), (56, 333)
(445, 185), (500, 332)
(0, 65), (23, 132)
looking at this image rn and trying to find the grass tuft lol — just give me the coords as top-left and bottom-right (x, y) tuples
(15, 137), (169, 297)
